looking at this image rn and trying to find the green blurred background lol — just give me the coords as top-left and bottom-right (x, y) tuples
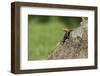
(28, 15), (82, 60)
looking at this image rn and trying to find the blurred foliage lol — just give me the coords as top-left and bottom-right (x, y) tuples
(37, 16), (50, 24)
(59, 17), (82, 29)
(28, 15), (82, 29)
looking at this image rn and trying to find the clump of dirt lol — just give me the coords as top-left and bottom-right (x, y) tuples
(48, 18), (88, 59)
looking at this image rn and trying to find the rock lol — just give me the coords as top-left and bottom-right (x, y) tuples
(48, 17), (88, 59)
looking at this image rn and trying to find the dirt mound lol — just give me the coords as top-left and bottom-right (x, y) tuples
(48, 18), (88, 59)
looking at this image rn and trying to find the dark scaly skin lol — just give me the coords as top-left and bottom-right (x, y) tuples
(61, 29), (72, 45)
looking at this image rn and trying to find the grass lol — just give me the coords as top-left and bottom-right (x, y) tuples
(28, 15), (82, 60)
(28, 16), (65, 60)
